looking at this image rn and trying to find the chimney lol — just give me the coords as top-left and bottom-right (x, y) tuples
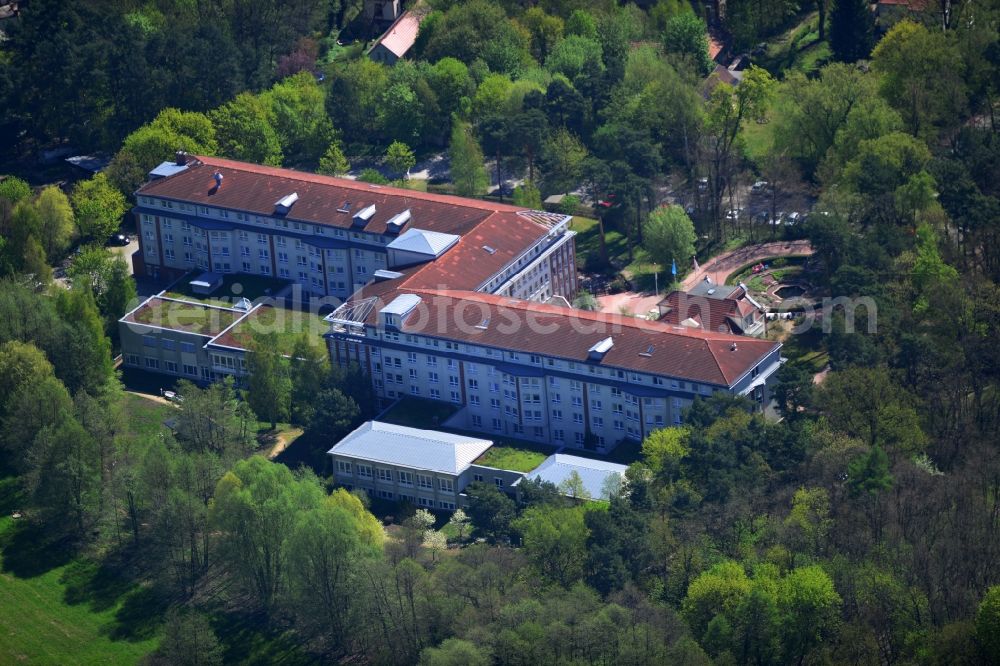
(213, 171), (224, 188)
(175, 150), (188, 166)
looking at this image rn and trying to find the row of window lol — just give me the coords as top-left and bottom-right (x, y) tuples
(141, 199), (388, 244)
(336, 461), (455, 492)
(125, 354), (210, 380)
(142, 336), (196, 353)
(377, 340), (716, 394)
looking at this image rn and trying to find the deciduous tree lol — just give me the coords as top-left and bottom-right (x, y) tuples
(70, 174), (127, 241)
(449, 119), (488, 197)
(210, 92), (283, 166)
(34, 187), (75, 262)
(246, 331), (291, 430)
(386, 141), (417, 179)
(644, 205), (697, 273)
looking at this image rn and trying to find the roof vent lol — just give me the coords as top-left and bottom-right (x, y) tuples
(588, 336), (614, 361)
(482, 245), (497, 255)
(475, 317), (491, 330)
(212, 171), (223, 188)
(275, 192), (299, 214)
(386, 209), (411, 233)
(175, 150), (189, 166)
(639, 344), (655, 358)
(337, 201), (352, 213)
(730, 342), (738, 351)
(707, 288), (716, 295)
(234, 297), (253, 311)
(353, 204), (376, 227)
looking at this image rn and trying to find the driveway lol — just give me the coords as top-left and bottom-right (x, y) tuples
(597, 292), (663, 317)
(682, 240), (814, 290)
(593, 240), (814, 316)
(109, 237), (138, 274)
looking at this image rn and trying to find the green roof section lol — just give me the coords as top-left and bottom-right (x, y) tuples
(123, 297), (241, 337)
(210, 305), (330, 355)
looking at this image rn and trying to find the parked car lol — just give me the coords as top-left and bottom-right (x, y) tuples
(696, 177), (708, 191)
(785, 211), (802, 226)
(751, 180), (770, 194)
(724, 207), (744, 221)
(107, 233), (129, 246)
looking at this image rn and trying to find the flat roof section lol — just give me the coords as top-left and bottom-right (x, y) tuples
(122, 297), (243, 337)
(328, 421), (494, 475)
(526, 454), (629, 500)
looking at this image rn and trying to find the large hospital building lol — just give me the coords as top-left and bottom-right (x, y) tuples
(121, 154), (781, 455)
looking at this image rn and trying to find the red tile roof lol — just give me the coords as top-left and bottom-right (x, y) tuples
(139, 155), (525, 237)
(657, 290), (758, 335)
(403, 211), (551, 291)
(337, 287), (779, 386)
(140, 155), (779, 385)
(141, 155), (561, 306)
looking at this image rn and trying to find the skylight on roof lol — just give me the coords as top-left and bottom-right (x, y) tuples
(639, 344), (655, 357)
(475, 317), (490, 330)
(482, 245), (497, 255)
(337, 201), (351, 213)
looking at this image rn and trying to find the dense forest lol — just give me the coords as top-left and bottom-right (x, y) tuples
(2, 0), (1000, 663)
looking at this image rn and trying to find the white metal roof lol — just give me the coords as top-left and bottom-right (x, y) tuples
(327, 421), (494, 475)
(380, 293), (422, 316)
(527, 454), (628, 500)
(149, 161), (190, 179)
(386, 228), (460, 257)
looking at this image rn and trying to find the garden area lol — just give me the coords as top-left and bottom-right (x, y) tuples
(474, 441), (557, 473)
(753, 12), (832, 78)
(211, 305), (330, 354)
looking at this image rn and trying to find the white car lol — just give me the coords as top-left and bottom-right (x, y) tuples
(724, 208), (743, 221)
(751, 180), (770, 194)
(785, 211), (802, 226)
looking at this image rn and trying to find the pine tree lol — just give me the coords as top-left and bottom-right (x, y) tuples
(829, 0), (874, 63)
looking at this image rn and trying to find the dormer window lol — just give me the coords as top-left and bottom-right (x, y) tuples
(275, 192), (299, 215)
(353, 204), (376, 227)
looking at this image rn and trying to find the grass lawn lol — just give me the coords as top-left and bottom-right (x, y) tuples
(377, 398), (460, 430)
(571, 216), (629, 272)
(742, 113), (775, 166)
(395, 179), (428, 192)
(123, 393), (177, 440)
(756, 12), (832, 78)
(0, 478), (159, 665)
(475, 440), (556, 473)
